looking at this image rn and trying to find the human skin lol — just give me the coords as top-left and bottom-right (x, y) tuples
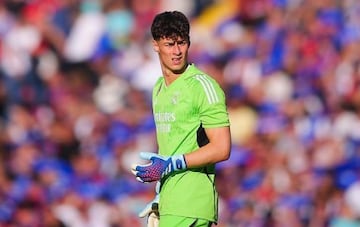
(152, 36), (231, 169)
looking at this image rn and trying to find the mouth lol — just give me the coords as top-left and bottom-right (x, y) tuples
(172, 57), (182, 65)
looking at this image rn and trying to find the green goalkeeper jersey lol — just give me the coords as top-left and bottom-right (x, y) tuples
(152, 64), (230, 222)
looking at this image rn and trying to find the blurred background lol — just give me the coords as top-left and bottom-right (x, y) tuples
(0, 0), (360, 226)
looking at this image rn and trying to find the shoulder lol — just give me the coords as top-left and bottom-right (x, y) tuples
(152, 77), (164, 96)
(184, 65), (225, 104)
(154, 76), (164, 87)
(184, 64), (218, 88)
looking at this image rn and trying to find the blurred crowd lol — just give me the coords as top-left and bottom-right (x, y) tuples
(0, 0), (360, 226)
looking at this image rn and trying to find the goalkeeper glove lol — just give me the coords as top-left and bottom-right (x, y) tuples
(131, 152), (187, 183)
(147, 203), (159, 227)
(138, 181), (160, 218)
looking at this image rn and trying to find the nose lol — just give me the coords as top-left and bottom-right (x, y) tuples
(173, 44), (181, 55)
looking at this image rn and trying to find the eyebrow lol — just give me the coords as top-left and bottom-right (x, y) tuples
(163, 39), (187, 45)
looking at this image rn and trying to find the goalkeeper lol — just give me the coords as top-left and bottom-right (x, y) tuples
(132, 10), (231, 227)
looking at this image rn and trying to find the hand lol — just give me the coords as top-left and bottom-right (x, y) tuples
(139, 181), (160, 218)
(131, 152), (187, 182)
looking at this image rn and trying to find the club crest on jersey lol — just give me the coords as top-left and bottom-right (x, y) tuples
(171, 91), (180, 105)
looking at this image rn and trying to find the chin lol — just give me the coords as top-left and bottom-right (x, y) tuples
(172, 66), (186, 74)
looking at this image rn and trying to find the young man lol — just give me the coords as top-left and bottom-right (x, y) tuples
(132, 11), (231, 227)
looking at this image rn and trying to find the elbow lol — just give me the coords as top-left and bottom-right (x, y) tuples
(220, 129), (231, 162)
(222, 136), (232, 161)
(222, 147), (231, 162)
(218, 144), (231, 162)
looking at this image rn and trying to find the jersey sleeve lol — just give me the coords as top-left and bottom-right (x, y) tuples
(193, 74), (230, 128)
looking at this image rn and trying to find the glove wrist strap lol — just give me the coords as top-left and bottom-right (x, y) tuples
(171, 155), (187, 171)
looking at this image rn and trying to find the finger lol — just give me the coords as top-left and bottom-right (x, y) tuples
(136, 176), (145, 183)
(140, 152), (161, 160)
(131, 164), (147, 176)
(155, 181), (161, 194)
(139, 190), (160, 217)
(132, 162), (152, 173)
(139, 185), (161, 219)
(147, 212), (159, 227)
(136, 171), (154, 182)
(131, 164), (139, 174)
(153, 194), (160, 203)
(139, 203), (152, 218)
(139, 176), (157, 183)
(131, 168), (138, 176)
(132, 167), (150, 183)
(136, 163), (153, 173)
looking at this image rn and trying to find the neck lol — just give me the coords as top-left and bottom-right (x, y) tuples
(163, 71), (179, 86)
(162, 63), (189, 86)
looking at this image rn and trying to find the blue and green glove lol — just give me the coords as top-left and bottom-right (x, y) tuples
(131, 152), (187, 183)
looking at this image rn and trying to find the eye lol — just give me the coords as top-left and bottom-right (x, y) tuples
(164, 42), (175, 47)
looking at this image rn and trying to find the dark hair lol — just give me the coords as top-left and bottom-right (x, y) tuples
(151, 11), (190, 42)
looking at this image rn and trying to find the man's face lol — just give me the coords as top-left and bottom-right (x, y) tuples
(153, 37), (189, 74)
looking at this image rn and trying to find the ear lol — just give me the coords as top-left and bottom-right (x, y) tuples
(152, 40), (159, 52)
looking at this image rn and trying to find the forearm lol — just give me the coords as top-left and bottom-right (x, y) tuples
(132, 126), (231, 182)
(184, 126), (231, 168)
